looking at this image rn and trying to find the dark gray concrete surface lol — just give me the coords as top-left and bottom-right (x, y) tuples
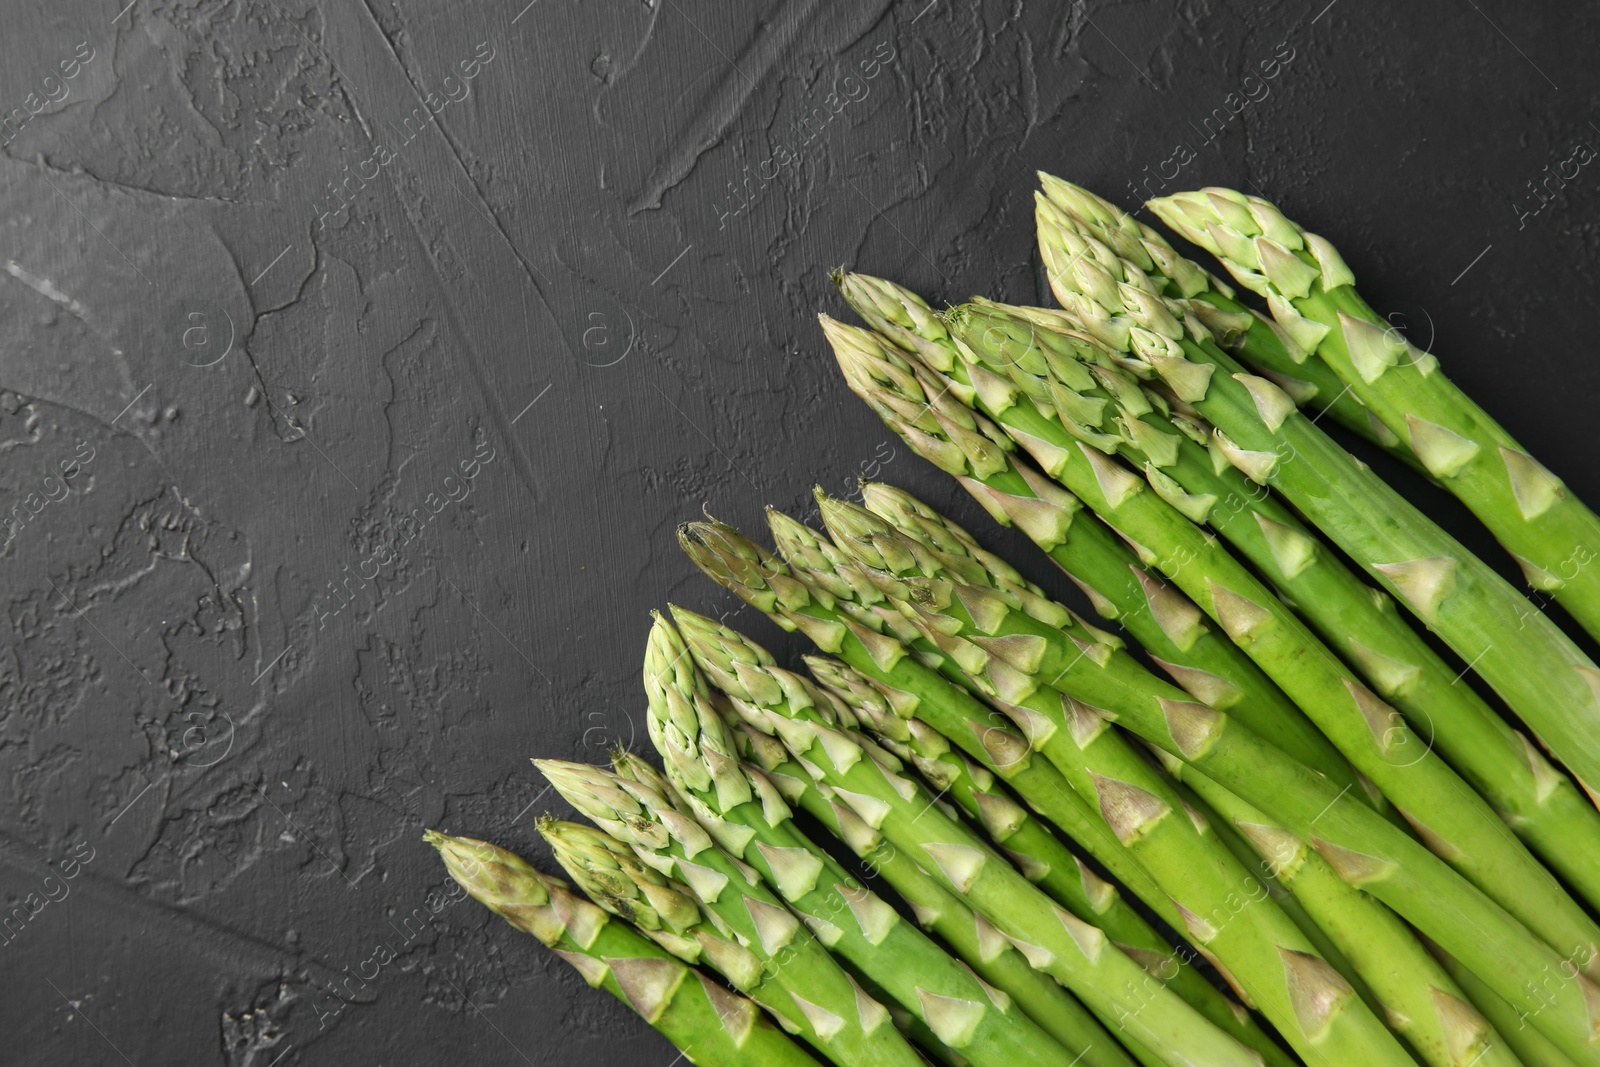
(2, 1), (1597, 1063)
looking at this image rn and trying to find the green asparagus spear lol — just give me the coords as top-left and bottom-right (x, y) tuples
(536, 775), (928, 1067)
(816, 302), (1351, 786)
(425, 830), (818, 1067)
(805, 652), (1296, 1067)
(1121, 185), (1600, 806)
(1032, 173), (1400, 454)
(1031, 183), (1600, 910)
(641, 612), (1090, 1067)
(669, 606), (1272, 1067)
(690, 512), (1179, 926)
(805, 486), (1600, 1063)
(718, 702), (1149, 1067)
(1149, 185), (1600, 650)
(820, 490), (1528, 1067)
(931, 295), (1600, 970)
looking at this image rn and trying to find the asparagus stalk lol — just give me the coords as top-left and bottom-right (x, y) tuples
(425, 830), (817, 1067)
(819, 490), (1530, 1067)
(669, 607), (1271, 1067)
(817, 305), (1352, 789)
(536, 772), (928, 1067)
(641, 613), (1092, 1067)
(684, 512), (1182, 927)
(1149, 185), (1600, 648)
(1123, 188), (1600, 806)
(1031, 173), (1401, 455)
(936, 295), (1600, 968)
(806, 486), (1600, 1064)
(806, 651), (1166, 946)
(805, 653), (1297, 1067)
(773, 508), (1307, 1067)
(1430, 944), (1582, 1067)
(1031, 184), (1600, 909)
(680, 510), (1445, 1064)
(717, 700), (1150, 1067)
(806, 491), (1407, 1061)
(1150, 757), (1525, 1067)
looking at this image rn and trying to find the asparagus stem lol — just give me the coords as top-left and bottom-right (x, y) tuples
(719, 707), (1149, 1067)
(934, 294), (1600, 975)
(425, 831), (819, 1067)
(1107, 185), (1600, 808)
(1149, 184), (1600, 651)
(819, 489), (1504, 1067)
(641, 613), (1087, 1067)
(807, 651), (1296, 1067)
(679, 514), (1177, 928)
(1430, 942), (1581, 1067)
(1153, 757), (1526, 1067)
(804, 484), (1600, 1063)
(822, 288), (1378, 813)
(536, 778), (927, 1067)
(1032, 180), (1600, 911)
(1032, 172), (1405, 456)
(670, 607), (1269, 1067)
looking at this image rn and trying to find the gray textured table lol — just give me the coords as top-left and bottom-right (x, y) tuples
(3, 1), (1596, 1063)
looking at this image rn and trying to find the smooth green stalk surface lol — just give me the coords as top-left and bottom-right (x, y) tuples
(672, 608), (1270, 1067)
(1032, 181), (1600, 909)
(642, 613), (1082, 1067)
(803, 499), (1600, 1063)
(1152, 184), (1600, 650)
(719, 695), (1147, 1067)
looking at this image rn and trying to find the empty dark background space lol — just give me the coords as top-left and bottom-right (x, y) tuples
(1, 1), (1597, 1063)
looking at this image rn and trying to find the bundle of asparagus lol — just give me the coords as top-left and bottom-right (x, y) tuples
(429, 175), (1600, 1067)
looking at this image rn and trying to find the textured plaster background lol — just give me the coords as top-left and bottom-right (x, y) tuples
(2, 1), (1598, 1063)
